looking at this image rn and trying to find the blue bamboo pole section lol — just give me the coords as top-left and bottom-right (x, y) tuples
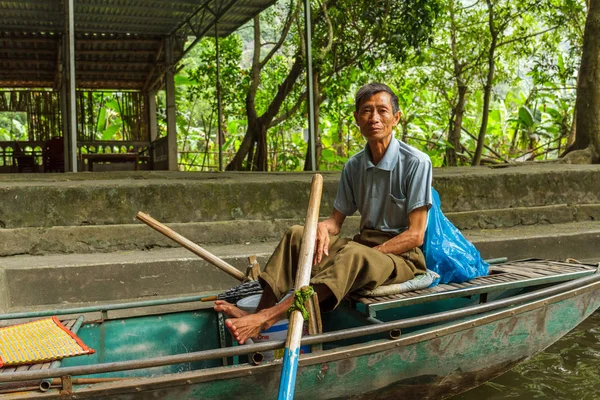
(278, 174), (323, 400)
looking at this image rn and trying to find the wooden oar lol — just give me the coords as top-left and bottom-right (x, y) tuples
(278, 174), (323, 400)
(136, 211), (246, 282)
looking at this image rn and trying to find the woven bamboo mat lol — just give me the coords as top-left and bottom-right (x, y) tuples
(0, 317), (94, 367)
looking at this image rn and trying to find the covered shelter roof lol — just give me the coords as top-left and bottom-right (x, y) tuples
(0, 0), (276, 90)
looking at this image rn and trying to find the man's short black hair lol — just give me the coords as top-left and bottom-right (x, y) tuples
(355, 83), (400, 114)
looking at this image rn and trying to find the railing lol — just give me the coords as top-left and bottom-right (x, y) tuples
(78, 141), (149, 155)
(0, 140), (151, 173)
(0, 141), (44, 173)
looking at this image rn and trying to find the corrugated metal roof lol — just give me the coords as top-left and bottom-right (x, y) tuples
(0, 0), (276, 89)
(0, 0), (274, 38)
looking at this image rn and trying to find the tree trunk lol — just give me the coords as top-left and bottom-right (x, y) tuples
(226, 12), (302, 171)
(254, 123), (268, 171)
(304, 70), (321, 171)
(336, 111), (344, 156)
(226, 57), (304, 171)
(401, 121), (408, 143)
(563, 0), (600, 163)
(566, 104), (577, 148)
(226, 94), (259, 170)
(473, 0), (497, 166)
(447, 83), (467, 166)
(446, 0), (466, 167)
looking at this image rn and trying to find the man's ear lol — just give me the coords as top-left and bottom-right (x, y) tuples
(394, 111), (401, 125)
(353, 111), (359, 124)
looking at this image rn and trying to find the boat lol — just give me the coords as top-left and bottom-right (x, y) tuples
(0, 258), (598, 399)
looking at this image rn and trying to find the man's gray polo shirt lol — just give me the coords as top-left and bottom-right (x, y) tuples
(334, 138), (432, 235)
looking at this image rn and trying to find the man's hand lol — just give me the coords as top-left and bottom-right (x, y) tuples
(313, 209), (346, 265)
(373, 242), (387, 253)
(314, 221), (330, 265)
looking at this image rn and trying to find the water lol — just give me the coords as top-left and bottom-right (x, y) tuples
(455, 311), (600, 399)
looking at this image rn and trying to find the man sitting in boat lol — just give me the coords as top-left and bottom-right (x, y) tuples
(216, 82), (433, 344)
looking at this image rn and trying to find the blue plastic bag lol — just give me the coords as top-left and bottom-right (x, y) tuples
(421, 188), (489, 284)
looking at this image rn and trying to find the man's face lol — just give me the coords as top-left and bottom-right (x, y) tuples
(354, 92), (400, 144)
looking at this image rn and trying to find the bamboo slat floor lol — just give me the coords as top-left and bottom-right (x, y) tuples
(351, 259), (598, 312)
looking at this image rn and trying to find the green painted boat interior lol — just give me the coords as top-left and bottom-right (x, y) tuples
(59, 290), (519, 378)
(61, 311), (224, 377)
(46, 260), (600, 380)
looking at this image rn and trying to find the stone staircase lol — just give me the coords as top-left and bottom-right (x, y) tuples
(1, 164), (599, 313)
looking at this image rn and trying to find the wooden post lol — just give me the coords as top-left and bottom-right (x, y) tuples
(59, 78), (70, 172)
(66, 0), (77, 172)
(147, 91), (158, 142)
(215, 21), (224, 171)
(164, 37), (178, 171)
(278, 174), (323, 400)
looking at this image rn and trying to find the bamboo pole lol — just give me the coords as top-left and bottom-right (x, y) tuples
(136, 211), (246, 282)
(278, 174), (323, 400)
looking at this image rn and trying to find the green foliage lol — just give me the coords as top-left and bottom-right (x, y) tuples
(170, 0), (585, 170)
(72, 91), (146, 142)
(175, 35), (246, 170)
(0, 112), (27, 141)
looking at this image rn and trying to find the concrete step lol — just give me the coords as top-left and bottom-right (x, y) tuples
(1, 164), (599, 228)
(2, 220), (599, 312)
(465, 220), (600, 261)
(2, 203), (599, 257)
(0, 243), (276, 313)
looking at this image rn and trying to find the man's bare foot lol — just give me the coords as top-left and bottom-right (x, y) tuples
(225, 312), (273, 345)
(213, 300), (248, 318)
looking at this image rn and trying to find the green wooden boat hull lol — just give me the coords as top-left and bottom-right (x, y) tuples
(2, 272), (598, 399)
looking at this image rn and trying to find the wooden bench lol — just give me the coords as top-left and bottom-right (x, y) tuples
(81, 153), (147, 171)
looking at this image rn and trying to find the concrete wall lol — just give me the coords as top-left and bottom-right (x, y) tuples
(0, 165), (599, 228)
(0, 165), (599, 257)
(1, 164), (599, 312)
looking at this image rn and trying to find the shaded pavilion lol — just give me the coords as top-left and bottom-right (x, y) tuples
(0, 0), (276, 172)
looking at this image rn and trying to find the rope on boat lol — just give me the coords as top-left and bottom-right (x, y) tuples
(287, 286), (314, 320)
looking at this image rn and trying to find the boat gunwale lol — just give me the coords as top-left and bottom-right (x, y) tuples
(3, 261), (596, 322)
(0, 294), (210, 321)
(1, 271), (599, 387)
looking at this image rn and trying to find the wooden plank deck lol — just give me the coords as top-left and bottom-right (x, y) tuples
(351, 259), (598, 312)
